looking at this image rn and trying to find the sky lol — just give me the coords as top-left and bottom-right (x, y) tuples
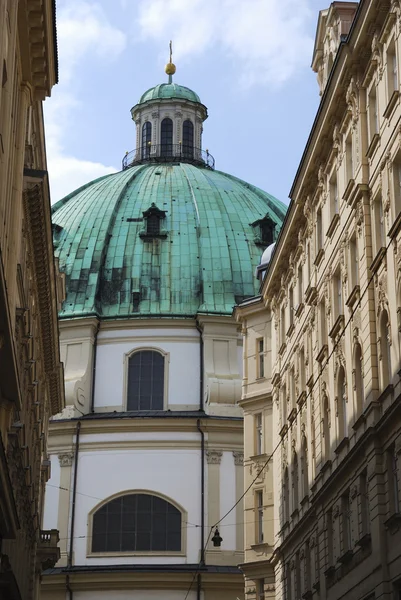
(45, 0), (330, 205)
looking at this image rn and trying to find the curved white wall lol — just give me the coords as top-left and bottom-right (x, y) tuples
(94, 327), (200, 411)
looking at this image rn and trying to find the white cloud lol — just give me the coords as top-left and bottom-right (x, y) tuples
(45, 1), (126, 202)
(57, 1), (127, 82)
(137, 0), (313, 87)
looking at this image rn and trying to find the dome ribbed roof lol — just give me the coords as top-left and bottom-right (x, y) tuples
(52, 163), (286, 319)
(138, 83), (201, 104)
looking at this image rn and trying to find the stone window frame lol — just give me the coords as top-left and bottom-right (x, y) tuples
(123, 346), (170, 411)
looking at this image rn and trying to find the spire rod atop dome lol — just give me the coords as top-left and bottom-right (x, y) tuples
(165, 40), (176, 83)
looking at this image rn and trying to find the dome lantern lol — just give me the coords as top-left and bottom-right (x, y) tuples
(124, 43), (212, 170)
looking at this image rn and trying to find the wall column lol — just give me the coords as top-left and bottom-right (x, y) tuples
(57, 452), (74, 567)
(206, 449), (222, 555)
(233, 451), (244, 551)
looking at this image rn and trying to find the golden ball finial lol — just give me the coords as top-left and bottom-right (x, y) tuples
(165, 62), (176, 75)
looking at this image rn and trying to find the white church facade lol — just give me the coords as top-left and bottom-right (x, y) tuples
(40, 57), (286, 600)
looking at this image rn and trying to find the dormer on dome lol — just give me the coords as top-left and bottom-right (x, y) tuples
(312, 2), (358, 96)
(124, 43), (212, 170)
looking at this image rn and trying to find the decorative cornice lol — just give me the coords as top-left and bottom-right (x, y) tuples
(23, 180), (64, 415)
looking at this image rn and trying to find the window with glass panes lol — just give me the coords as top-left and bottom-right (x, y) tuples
(182, 119), (193, 157)
(127, 350), (164, 410)
(257, 338), (264, 378)
(256, 490), (264, 543)
(92, 493), (181, 553)
(160, 118), (173, 156)
(141, 121), (152, 158)
(255, 413), (263, 455)
(368, 84), (379, 141)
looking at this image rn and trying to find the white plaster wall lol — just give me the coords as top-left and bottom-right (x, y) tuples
(73, 447), (202, 565)
(219, 451), (236, 551)
(74, 590), (199, 600)
(94, 327), (200, 410)
(43, 454), (61, 530)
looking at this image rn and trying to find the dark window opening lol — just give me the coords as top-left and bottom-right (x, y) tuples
(140, 203), (167, 239)
(161, 118), (173, 157)
(147, 213), (160, 235)
(251, 215), (276, 246)
(92, 493), (181, 553)
(142, 122), (152, 158)
(182, 119), (194, 158)
(127, 350), (164, 410)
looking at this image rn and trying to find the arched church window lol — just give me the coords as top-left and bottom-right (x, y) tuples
(127, 350), (165, 410)
(91, 492), (182, 553)
(160, 118), (173, 157)
(182, 119), (194, 158)
(142, 122), (152, 158)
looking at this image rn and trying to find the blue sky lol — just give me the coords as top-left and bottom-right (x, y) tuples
(45, 0), (330, 204)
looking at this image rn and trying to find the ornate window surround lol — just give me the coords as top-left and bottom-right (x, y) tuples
(123, 346), (170, 411)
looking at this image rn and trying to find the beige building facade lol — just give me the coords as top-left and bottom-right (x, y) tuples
(236, 1), (401, 599)
(0, 1), (64, 599)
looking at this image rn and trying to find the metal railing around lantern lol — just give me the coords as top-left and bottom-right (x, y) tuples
(122, 144), (215, 170)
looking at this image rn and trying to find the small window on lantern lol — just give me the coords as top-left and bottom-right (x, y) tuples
(251, 215), (276, 246)
(140, 203), (167, 239)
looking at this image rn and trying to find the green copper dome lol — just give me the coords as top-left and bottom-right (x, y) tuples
(52, 163), (286, 319)
(138, 83), (201, 105)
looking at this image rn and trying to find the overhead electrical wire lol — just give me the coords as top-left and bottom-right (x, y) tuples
(183, 230), (396, 599)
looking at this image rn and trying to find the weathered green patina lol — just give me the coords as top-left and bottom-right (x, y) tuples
(137, 83), (201, 105)
(52, 163), (286, 319)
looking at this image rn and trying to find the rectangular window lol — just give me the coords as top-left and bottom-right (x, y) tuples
(297, 264), (303, 305)
(341, 492), (352, 552)
(256, 490), (264, 543)
(257, 338), (264, 378)
(392, 160), (401, 219)
(387, 446), (400, 514)
(346, 135), (354, 181)
(360, 470), (370, 537)
(333, 270), (343, 318)
(349, 235), (359, 289)
(282, 383), (287, 423)
(299, 347), (306, 396)
(289, 287), (294, 327)
(316, 208), (323, 251)
(281, 305), (286, 346)
(319, 298), (327, 348)
(373, 194), (385, 254)
(387, 41), (398, 97)
(368, 85), (379, 140)
(330, 171), (339, 217)
(255, 413), (263, 455)
(327, 508), (334, 566)
(290, 367), (296, 410)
